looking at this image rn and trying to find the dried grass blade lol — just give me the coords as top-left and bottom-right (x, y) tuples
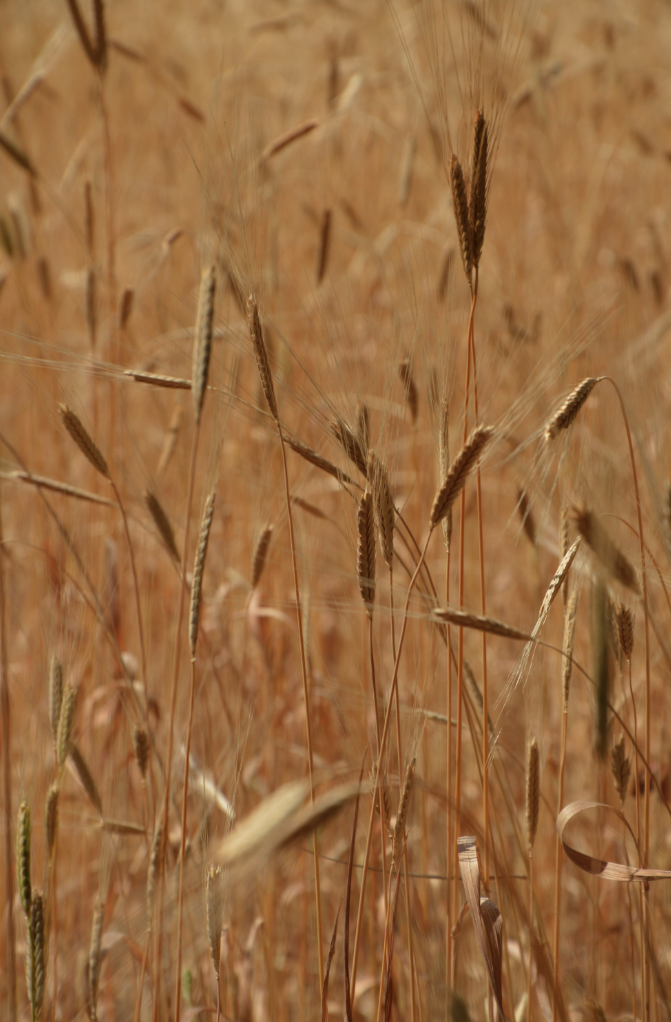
(557, 800), (671, 881)
(321, 904), (341, 1022)
(456, 837), (505, 1019)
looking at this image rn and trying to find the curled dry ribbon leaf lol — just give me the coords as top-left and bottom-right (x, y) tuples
(457, 837), (506, 1021)
(557, 800), (671, 881)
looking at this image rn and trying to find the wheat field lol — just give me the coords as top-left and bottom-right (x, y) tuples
(2, 1), (671, 1020)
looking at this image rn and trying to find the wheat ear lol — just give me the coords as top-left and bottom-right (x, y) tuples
(544, 378), (599, 441)
(26, 889), (44, 1021)
(611, 735), (631, 807)
(248, 295), (278, 421)
(58, 405), (109, 478)
(430, 425), (495, 529)
(251, 525), (274, 590)
(192, 264), (216, 424)
(449, 155), (472, 285)
(572, 505), (640, 594)
(357, 490), (376, 616)
(17, 800), (31, 916)
(145, 491), (179, 562)
(469, 111), (488, 269)
(49, 656), (63, 750)
(189, 492), (215, 658)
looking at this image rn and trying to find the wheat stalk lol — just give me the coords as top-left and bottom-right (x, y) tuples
(449, 154), (472, 285)
(526, 737), (540, 852)
(192, 264), (216, 424)
(189, 492), (215, 657)
(251, 525), (274, 590)
(469, 111), (488, 269)
(392, 757), (416, 871)
(430, 425), (494, 529)
(58, 405), (109, 479)
(357, 490), (376, 617)
(610, 735), (631, 807)
(248, 295), (278, 421)
(330, 418), (368, 477)
(545, 378), (599, 441)
(145, 491), (179, 562)
(17, 800), (31, 917)
(572, 505), (640, 594)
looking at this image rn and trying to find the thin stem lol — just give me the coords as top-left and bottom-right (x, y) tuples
(552, 700), (568, 1022)
(153, 424), (201, 1021)
(278, 419), (324, 990)
(174, 656), (198, 1017)
(445, 548), (452, 1000)
(601, 377), (651, 1022)
(0, 482), (16, 1022)
(528, 853), (534, 1022)
(110, 479), (147, 702)
(468, 270), (490, 885)
(351, 531), (432, 1001)
(369, 614), (389, 917)
(389, 568), (416, 1022)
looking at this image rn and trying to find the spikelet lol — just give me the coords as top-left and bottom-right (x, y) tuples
(439, 397), (452, 552)
(119, 287), (134, 329)
(57, 686), (76, 769)
(58, 405), (109, 479)
(206, 864), (224, 979)
(356, 490), (376, 616)
(189, 492), (216, 656)
(392, 757), (416, 870)
(69, 743), (103, 816)
(132, 724), (149, 780)
(430, 425), (495, 529)
(285, 435), (357, 488)
(192, 264), (216, 424)
(562, 590), (579, 708)
(89, 895), (105, 1021)
(525, 737), (540, 853)
(357, 403), (370, 451)
(248, 294), (278, 421)
(572, 504), (640, 595)
(517, 487), (536, 547)
(49, 655), (63, 748)
(146, 820), (163, 929)
(45, 783), (59, 860)
(145, 490), (179, 561)
(469, 111), (488, 269)
(329, 419), (368, 477)
(593, 581), (611, 762)
(398, 358), (418, 423)
(17, 799), (31, 916)
(368, 451), (395, 569)
(610, 734), (631, 807)
(85, 268), (96, 348)
(251, 525), (273, 590)
(449, 154), (472, 285)
(544, 378), (598, 442)
(26, 889), (44, 1018)
(615, 604), (635, 661)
